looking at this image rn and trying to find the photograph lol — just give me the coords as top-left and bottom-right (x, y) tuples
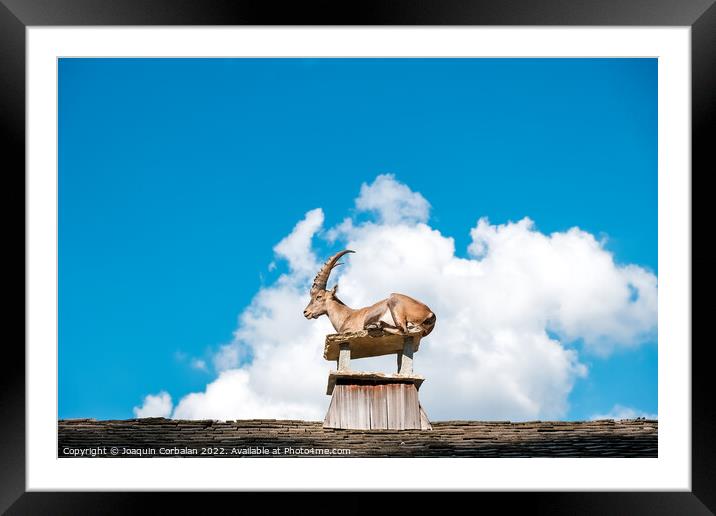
(5, 0), (707, 508)
(57, 57), (659, 459)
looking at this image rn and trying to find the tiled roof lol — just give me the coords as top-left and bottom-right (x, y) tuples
(58, 418), (657, 457)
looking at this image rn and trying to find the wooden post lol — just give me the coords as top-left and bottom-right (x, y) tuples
(397, 336), (414, 375)
(337, 342), (351, 372)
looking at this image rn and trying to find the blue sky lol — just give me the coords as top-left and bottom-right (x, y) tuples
(59, 58), (657, 421)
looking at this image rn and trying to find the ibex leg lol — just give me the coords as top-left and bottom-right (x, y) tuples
(387, 295), (408, 333)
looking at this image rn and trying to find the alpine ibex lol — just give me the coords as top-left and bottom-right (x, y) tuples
(303, 250), (436, 337)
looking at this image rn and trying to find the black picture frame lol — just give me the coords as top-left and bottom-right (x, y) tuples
(4, 0), (709, 512)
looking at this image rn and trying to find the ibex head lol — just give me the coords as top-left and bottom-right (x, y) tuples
(303, 249), (354, 319)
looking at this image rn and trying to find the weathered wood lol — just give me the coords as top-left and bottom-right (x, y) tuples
(419, 403), (433, 431)
(386, 383), (406, 430)
(337, 342), (351, 371)
(391, 383), (419, 429)
(369, 384), (388, 429)
(323, 382), (430, 430)
(326, 370), (425, 395)
(397, 336), (415, 375)
(324, 330), (422, 361)
(404, 384), (420, 429)
(323, 390), (339, 428)
(323, 331), (428, 430)
(350, 385), (372, 430)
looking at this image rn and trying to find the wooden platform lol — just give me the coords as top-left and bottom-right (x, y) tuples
(322, 330), (431, 430)
(326, 370), (425, 395)
(323, 329), (421, 361)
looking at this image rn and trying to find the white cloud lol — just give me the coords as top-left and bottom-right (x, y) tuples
(467, 217), (657, 356)
(591, 404), (657, 420)
(190, 358), (208, 371)
(172, 369), (323, 421)
(154, 175), (656, 422)
(272, 207), (324, 278)
(133, 391), (173, 418)
(355, 173), (430, 224)
(212, 343), (241, 372)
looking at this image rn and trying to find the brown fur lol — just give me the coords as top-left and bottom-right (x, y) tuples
(304, 250), (436, 337)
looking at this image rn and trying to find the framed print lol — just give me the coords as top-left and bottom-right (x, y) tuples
(5, 0), (710, 512)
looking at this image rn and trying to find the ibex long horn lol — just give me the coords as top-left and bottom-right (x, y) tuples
(311, 250), (355, 292)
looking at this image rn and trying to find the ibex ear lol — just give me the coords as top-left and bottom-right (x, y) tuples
(331, 284), (338, 294)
